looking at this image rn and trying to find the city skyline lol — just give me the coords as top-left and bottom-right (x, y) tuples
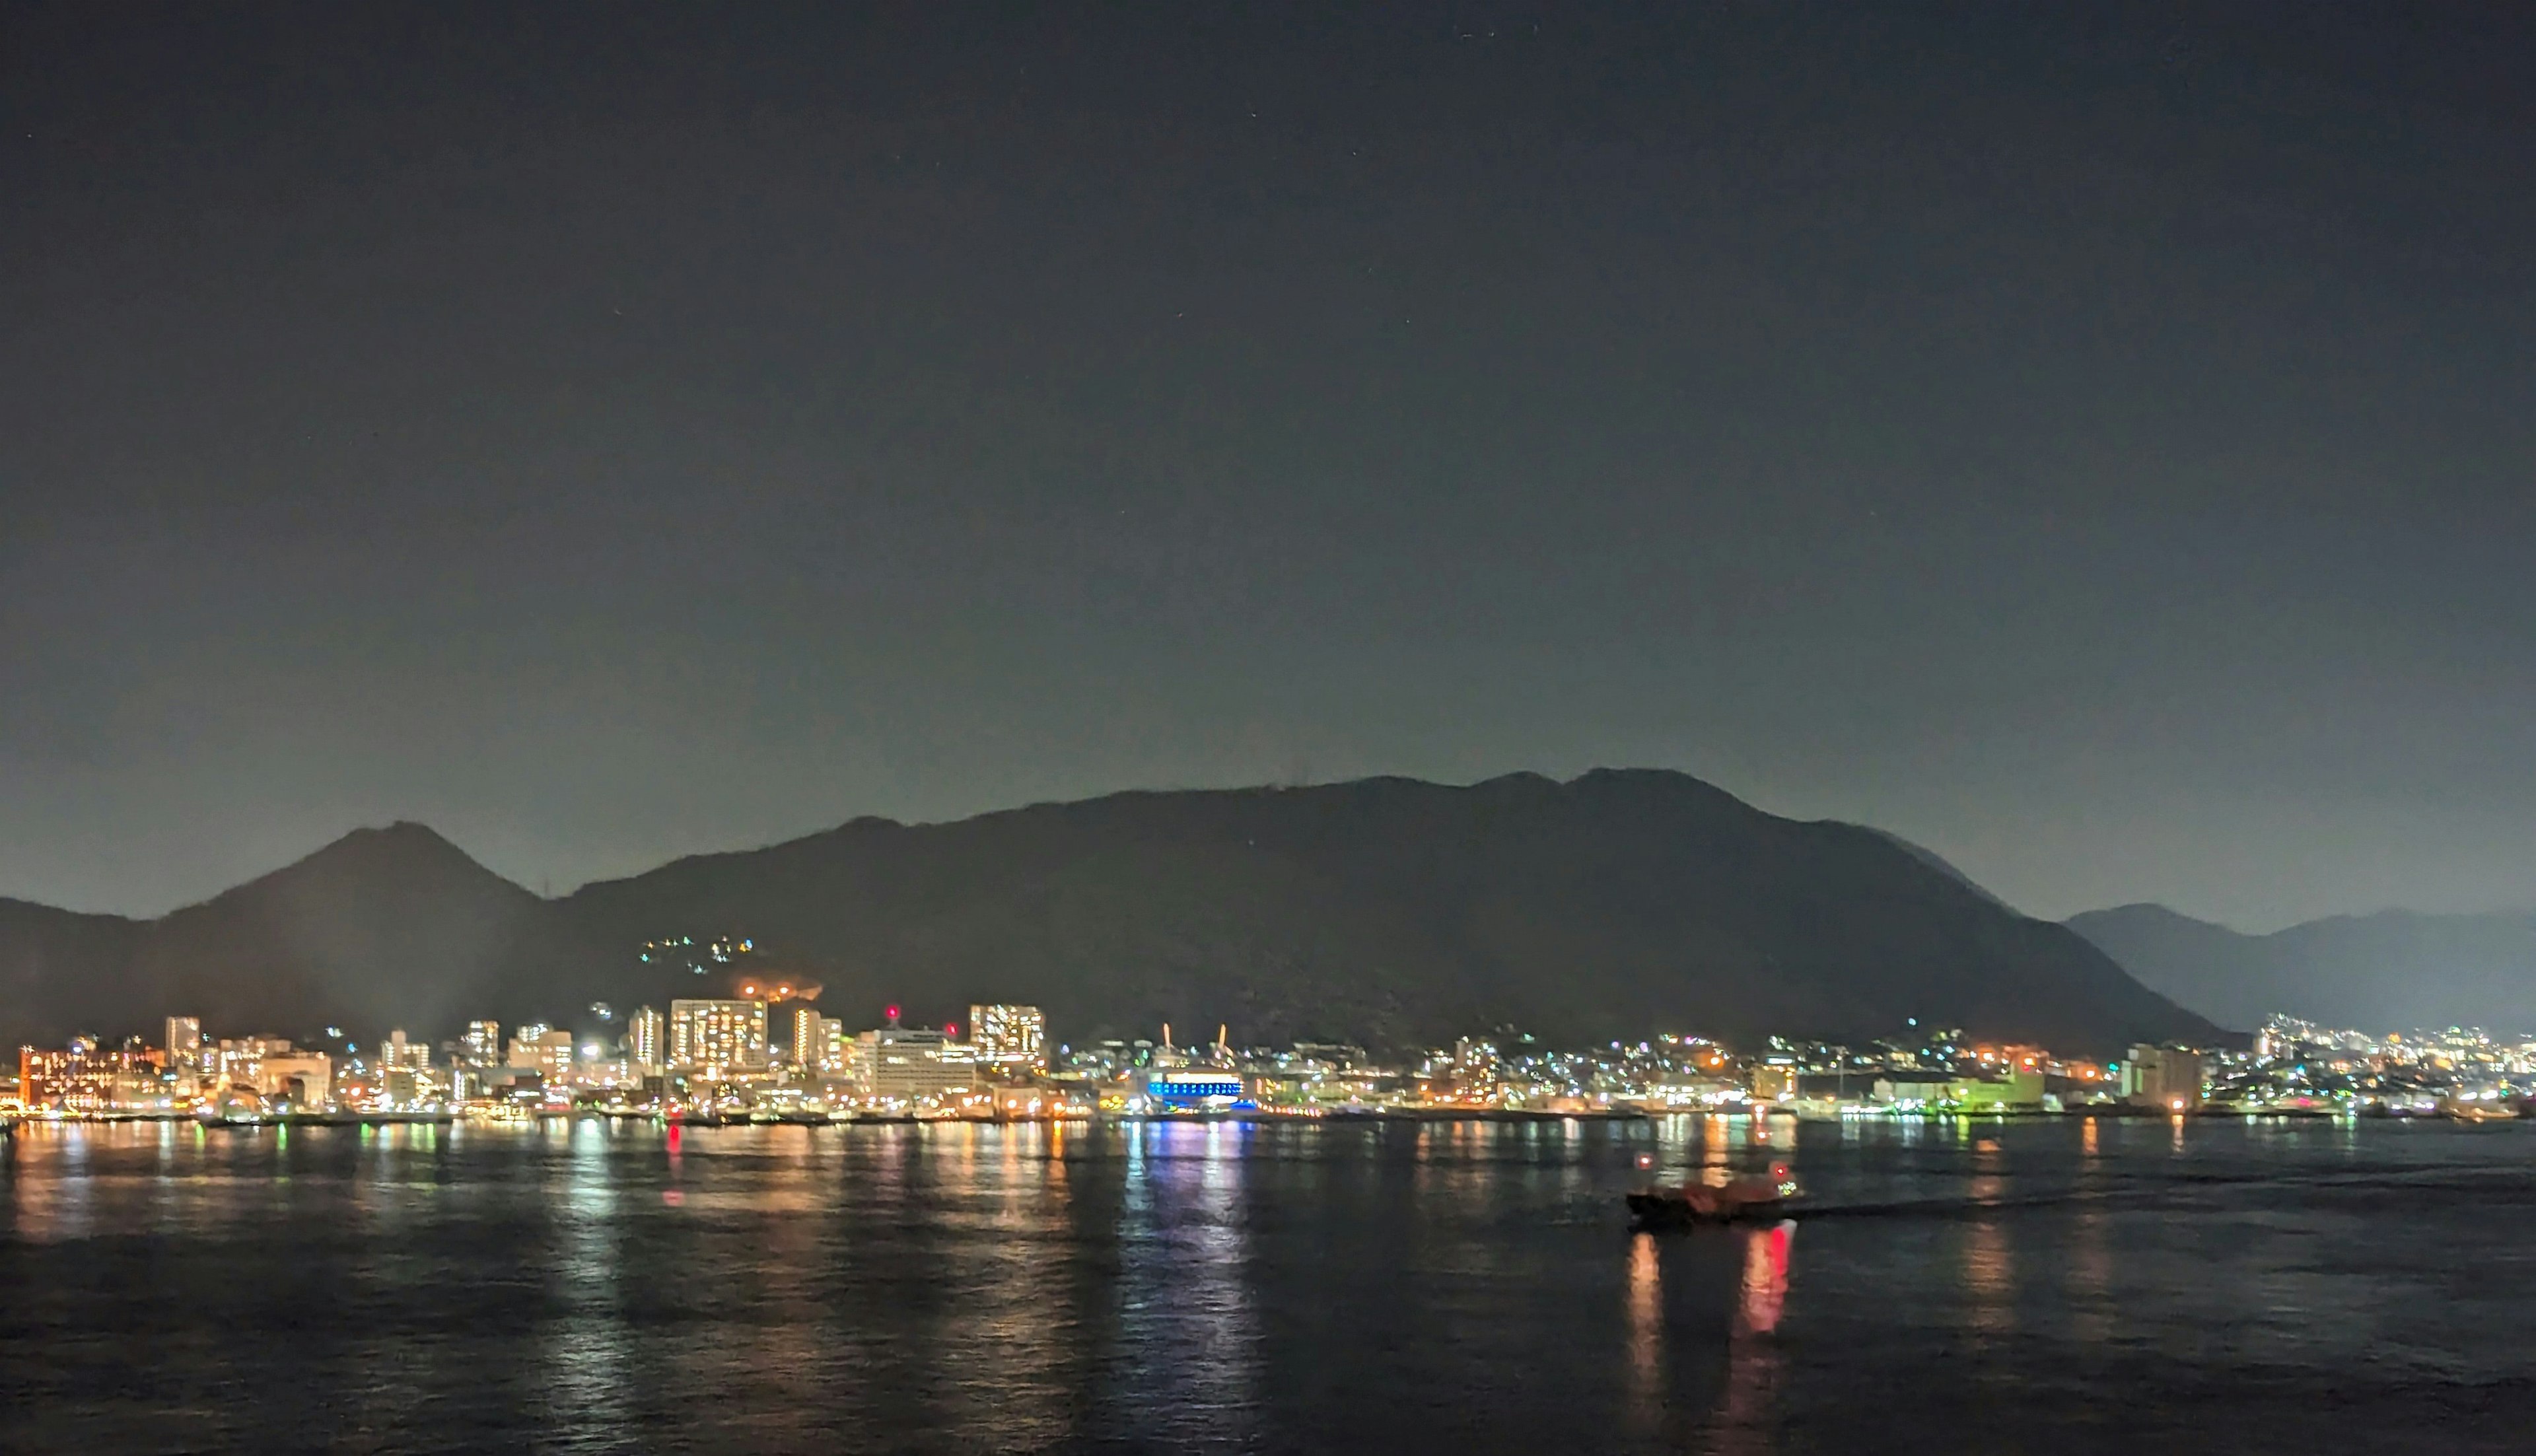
(9, 8), (2531, 1450)
(13, 990), (2525, 1125)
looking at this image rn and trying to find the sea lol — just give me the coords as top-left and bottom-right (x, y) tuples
(3, 1113), (2532, 1454)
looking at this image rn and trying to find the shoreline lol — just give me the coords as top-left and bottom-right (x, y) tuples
(4, 1104), (2506, 1130)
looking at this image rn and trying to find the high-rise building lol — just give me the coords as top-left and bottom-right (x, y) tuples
(856, 1026), (977, 1103)
(463, 1021), (502, 1067)
(381, 1029), (430, 1071)
(669, 998), (768, 1073)
(164, 1017), (204, 1072)
(791, 1008), (835, 1069)
(969, 1005), (1048, 1074)
(627, 1006), (665, 1072)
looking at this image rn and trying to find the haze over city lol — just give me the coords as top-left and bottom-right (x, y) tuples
(8, 3), (2533, 930)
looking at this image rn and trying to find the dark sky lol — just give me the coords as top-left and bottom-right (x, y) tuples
(5, 3), (2532, 929)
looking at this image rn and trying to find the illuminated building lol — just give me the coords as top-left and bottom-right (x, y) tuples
(627, 1006), (665, 1073)
(462, 1020), (502, 1067)
(256, 1052), (333, 1108)
(1750, 1064), (1798, 1101)
(856, 1025), (975, 1101)
(969, 1004), (1048, 1074)
(20, 1043), (158, 1113)
(1951, 1070), (2047, 1110)
(380, 1029), (430, 1071)
(507, 1025), (576, 1079)
(2123, 1045), (2208, 1110)
(669, 998), (768, 1073)
(572, 1033), (627, 1088)
(791, 1008), (834, 1069)
(1870, 1072), (1956, 1107)
(1292, 1042), (1366, 1068)
(816, 1016), (851, 1072)
(1135, 1068), (1249, 1111)
(215, 1036), (296, 1090)
(165, 1017), (204, 1072)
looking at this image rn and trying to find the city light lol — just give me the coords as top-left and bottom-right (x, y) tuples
(7, 1001), (2525, 1129)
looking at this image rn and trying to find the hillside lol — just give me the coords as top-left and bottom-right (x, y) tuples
(0, 898), (147, 1040)
(0, 772), (2218, 1056)
(555, 770), (2212, 1053)
(2068, 903), (2536, 1034)
(0, 824), (567, 1049)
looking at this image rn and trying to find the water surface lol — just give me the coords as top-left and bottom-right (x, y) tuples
(4, 1114), (2531, 1453)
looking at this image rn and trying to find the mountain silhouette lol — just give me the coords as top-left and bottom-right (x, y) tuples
(1856, 829), (2011, 909)
(5, 823), (556, 1049)
(2068, 903), (2536, 1034)
(1, 772), (2215, 1055)
(0, 898), (146, 1038)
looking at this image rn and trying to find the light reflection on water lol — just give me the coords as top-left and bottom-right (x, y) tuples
(1108, 1120), (1259, 1447)
(937, 1125), (1077, 1454)
(1699, 1222), (1790, 1456)
(1626, 1230), (1662, 1420)
(543, 1119), (637, 1449)
(5, 1116), (2536, 1454)
(1962, 1134), (2016, 1340)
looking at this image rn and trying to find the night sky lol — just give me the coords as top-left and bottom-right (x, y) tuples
(5, 3), (2531, 928)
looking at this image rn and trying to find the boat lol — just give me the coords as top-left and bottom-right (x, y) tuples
(1627, 1161), (1803, 1226)
(194, 1086), (271, 1127)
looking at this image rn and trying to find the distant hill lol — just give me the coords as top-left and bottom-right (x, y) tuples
(2066, 903), (2536, 1035)
(0, 823), (565, 1050)
(0, 897), (146, 1039)
(0, 771), (2216, 1056)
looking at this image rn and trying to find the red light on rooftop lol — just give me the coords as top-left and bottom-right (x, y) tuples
(944, 1022), (960, 1038)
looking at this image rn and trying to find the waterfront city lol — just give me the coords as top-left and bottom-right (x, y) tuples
(13, 993), (2532, 1126)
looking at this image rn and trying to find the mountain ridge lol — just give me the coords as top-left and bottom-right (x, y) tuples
(2068, 902), (2536, 1033)
(0, 770), (2216, 1055)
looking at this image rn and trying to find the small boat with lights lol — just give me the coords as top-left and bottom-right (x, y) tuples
(194, 1086), (272, 1127)
(1627, 1161), (1803, 1226)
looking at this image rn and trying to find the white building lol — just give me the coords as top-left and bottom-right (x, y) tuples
(670, 999), (768, 1074)
(215, 1035), (297, 1092)
(380, 1029), (431, 1071)
(627, 1006), (665, 1073)
(969, 1004), (1048, 1074)
(462, 1020), (502, 1066)
(256, 1052), (333, 1108)
(165, 1017), (204, 1072)
(507, 1025), (576, 1080)
(791, 1008), (835, 1069)
(857, 1026), (977, 1103)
